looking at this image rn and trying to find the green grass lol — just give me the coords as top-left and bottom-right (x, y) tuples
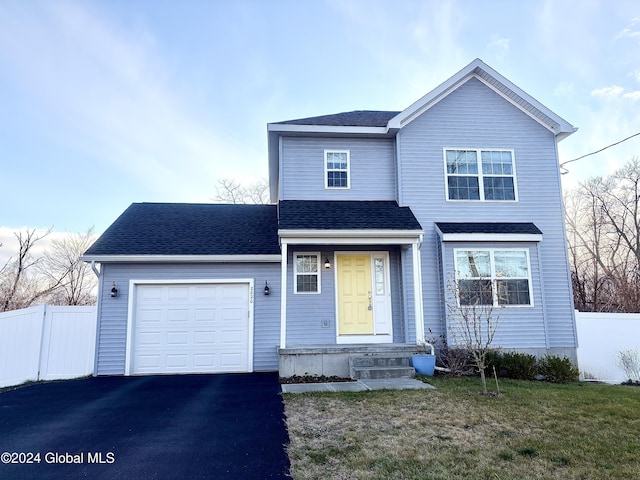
(284, 377), (640, 479)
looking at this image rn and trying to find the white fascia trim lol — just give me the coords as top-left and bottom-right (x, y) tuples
(438, 233), (542, 242)
(278, 229), (424, 245)
(81, 254), (282, 263)
(267, 123), (388, 136)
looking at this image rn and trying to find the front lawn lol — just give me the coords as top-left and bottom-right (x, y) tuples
(284, 377), (640, 479)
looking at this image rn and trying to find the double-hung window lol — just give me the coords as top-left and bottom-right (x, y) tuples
(325, 150), (350, 189)
(445, 149), (517, 201)
(294, 253), (321, 294)
(454, 249), (532, 306)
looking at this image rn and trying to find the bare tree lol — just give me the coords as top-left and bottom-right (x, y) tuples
(213, 178), (270, 204)
(41, 228), (98, 306)
(0, 228), (98, 311)
(446, 276), (502, 394)
(0, 228), (64, 311)
(566, 158), (640, 312)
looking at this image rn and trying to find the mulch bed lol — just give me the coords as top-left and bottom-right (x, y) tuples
(279, 375), (355, 384)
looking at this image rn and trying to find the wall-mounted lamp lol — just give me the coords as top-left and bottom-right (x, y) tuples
(264, 280), (270, 296)
(324, 257), (331, 269)
(110, 282), (118, 298)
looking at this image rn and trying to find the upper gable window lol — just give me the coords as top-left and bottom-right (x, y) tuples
(445, 149), (517, 201)
(325, 150), (350, 189)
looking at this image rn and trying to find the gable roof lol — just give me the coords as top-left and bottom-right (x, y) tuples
(278, 200), (422, 230)
(83, 203), (280, 261)
(388, 59), (576, 140)
(267, 58), (576, 202)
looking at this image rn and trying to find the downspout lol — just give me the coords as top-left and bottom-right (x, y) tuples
(89, 260), (102, 377)
(90, 261), (100, 278)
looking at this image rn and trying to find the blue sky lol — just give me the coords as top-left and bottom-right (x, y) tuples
(0, 0), (639, 245)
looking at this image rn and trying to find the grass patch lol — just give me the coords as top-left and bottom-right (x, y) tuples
(284, 377), (640, 479)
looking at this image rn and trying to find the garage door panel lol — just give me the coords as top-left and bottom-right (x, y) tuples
(221, 329), (245, 345)
(195, 285), (218, 300)
(166, 331), (189, 345)
(138, 309), (162, 324)
(167, 309), (189, 323)
(194, 330), (216, 345)
(220, 352), (243, 368)
(138, 331), (162, 346)
(167, 286), (190, 300)
(195, 308), (216, 322)
(194, 353), (216, 368)
(136, 354), (161, 370)
(131, 283), (250, 374)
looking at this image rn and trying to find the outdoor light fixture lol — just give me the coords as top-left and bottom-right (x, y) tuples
(110, 282), (118, 298)
(264, 280), (270, 295)
(324, 257), (331, 269)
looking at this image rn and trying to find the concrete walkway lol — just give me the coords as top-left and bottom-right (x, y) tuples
(281, 377), (435, 393)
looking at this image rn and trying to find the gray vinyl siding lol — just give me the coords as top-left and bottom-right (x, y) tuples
(285, 247), (405, 345)
(95, 262), (281, 375)
(280, 137), (396, 200)
(398, 77), (576, 348)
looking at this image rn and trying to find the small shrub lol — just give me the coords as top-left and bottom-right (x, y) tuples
(538, 355), (579, 383)
(439, 346), (472, 376)
(501, 352), (537, 380)
(484, 350), (503, 376)
(615, 349), (640, 382)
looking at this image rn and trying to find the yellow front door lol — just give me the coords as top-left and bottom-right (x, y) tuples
(337, 255), (374, 335)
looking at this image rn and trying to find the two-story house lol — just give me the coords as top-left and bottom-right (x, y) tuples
(83, 59), (578, 378)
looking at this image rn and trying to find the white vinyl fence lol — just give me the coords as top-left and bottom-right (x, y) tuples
(0, 305), (97, 388)
(576, 311), (640, 383)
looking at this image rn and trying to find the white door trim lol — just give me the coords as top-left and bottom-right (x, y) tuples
(125, 279), (254, 375)
(334, 252), (393, 344)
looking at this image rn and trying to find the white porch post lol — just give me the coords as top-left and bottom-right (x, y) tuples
(412, 238), (425, 343)
(279, 242), (288, 349)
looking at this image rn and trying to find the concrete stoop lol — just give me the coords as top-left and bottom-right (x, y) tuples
(349, 354), (416, 380)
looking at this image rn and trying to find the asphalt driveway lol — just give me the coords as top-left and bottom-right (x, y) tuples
(0, 373), (290, 480)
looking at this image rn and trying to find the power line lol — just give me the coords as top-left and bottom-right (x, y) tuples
(560, 131), (640, 175)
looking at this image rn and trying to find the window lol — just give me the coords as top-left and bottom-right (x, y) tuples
(325, 150), (350, 189)
(454, 249), (532, 306)
(445, 149), (516, 201)
(294, 253), (321, 294)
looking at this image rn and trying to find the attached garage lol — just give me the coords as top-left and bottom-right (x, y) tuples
(126, 281), (253, 375)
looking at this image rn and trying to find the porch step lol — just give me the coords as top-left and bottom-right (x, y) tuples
(349, 355), (416, 380)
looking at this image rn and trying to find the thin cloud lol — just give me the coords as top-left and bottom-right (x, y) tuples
(616, 17), (640, 39)
(0, 2), (262, 201)
(488, 36), (510, 51)
(591, 85), (625, 97)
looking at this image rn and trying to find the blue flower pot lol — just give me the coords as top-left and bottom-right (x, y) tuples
(412, 354), (436, 376)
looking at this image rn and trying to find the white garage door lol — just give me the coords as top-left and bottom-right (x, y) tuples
(130, 283), (251, 374)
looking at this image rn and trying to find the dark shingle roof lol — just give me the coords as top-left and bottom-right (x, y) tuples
(274, 110), (400, 128)
(436, 222), (543, 235)
(278, 201), (422, 230)
(84, 203), (280, 256)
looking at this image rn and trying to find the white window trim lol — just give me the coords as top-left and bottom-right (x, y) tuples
(453, 248), (533, 307)
(293, 252), (322, 294)
(443, 147), (518, 202)
(324, 149), (351, 189)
